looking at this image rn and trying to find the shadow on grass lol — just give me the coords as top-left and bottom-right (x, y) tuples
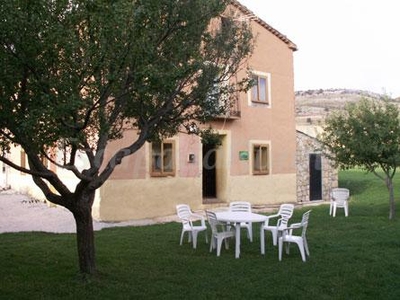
(339, 169), (376, 196)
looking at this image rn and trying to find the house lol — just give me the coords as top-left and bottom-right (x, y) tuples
(0, 1), (306, 221)
(92, 1), (299, 221)
(296, 128), (338, 203)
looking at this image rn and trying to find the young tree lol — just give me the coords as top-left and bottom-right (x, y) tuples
(0, 0), (253, 274)
(320, 98), (400, 220)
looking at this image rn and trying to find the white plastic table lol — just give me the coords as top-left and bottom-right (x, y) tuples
(215, 211), (267, 258)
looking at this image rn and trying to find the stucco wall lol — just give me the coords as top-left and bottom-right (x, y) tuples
(96, 177), (202, 221)
(227, 173), (296, 204)
(3, 145), (84, 203)
(94, 172), (296, 222)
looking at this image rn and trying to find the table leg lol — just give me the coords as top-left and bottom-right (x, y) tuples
(235, 223), (241, 258)
(260, 223), (265, 255)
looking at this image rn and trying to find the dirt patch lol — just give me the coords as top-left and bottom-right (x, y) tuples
(0, 191), (177, 234)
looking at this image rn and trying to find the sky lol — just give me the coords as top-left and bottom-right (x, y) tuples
(239, 0), (400, 98)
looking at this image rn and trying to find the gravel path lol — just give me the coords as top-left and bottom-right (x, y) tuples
(0, 191), (177, 234)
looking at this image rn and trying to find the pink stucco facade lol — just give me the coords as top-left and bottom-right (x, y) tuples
(94, 2), (298, 221)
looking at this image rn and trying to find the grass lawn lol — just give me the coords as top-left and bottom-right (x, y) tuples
(1, 169), (400, 299)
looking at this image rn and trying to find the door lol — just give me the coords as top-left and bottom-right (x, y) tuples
(202, 143), (217, 198)
(309, 153), (322, 201)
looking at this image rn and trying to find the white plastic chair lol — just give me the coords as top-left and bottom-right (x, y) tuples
(229, 201), (253, 242)
(329, 188), (350, 217)
(206, 210), (235, 256)
(261, 204), (294, 254)
(176, 204), (208, 249)
(279, 210), (311, 262)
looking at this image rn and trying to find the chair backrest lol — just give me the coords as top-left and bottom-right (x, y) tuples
(277, 204), (295, 227)
(176, 204), (191, 223)
(229, 201), (252, 213)
(300, 210), (312, 238)
(206, 210), (223, 234)
(279, 204), (294, 218)
(331, 188), (350, 205)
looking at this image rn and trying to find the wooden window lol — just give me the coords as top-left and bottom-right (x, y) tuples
(40, 156), (48, 168)
(251, 73), (270, 104)
(253, 144), (269, 175)
(20, 150), (26, 175)
(150, 141), (175, 177)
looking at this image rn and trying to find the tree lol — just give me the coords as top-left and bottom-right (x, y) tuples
(0, 0), (253, 275)
(320, 98), (400, 220)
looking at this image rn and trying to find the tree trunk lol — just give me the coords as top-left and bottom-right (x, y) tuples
(386, 177), (396, 220)
(72, 193), (96, 275)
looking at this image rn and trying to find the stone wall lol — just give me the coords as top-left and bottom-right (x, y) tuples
(296, 130), (338, 202)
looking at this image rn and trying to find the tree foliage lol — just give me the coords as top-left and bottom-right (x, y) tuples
(0, 0), (253, 274)
(320, 98), (400, 219)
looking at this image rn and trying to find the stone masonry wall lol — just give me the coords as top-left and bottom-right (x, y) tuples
(296, 131), (338, 203)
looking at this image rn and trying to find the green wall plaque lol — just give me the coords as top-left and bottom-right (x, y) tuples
(239, 151), (249, 161)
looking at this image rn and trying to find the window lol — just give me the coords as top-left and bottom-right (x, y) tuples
(20, 150), (26, 175)
(40, 155), (48, 168)
(252, 144), (269, 175)
(19, 150), (50, 174)
(150, 141), (175, 176)
(250, 73), (271, 104)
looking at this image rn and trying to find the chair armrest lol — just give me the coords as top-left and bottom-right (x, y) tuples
(190, 213), (206, 226)
(181, 217), (194, 227)
(263, 213), (280, 226)
(281, 222), (302, 234)
(287, 222), (302, 229)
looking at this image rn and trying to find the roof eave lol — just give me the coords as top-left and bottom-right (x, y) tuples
(231, 0), (298, 51)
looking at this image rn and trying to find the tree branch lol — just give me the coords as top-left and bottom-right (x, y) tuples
(90, 128), (149, 190)
(41, 151), (93, 182)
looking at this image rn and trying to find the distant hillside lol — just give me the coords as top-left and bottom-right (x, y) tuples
(295, 89), (383, 117)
